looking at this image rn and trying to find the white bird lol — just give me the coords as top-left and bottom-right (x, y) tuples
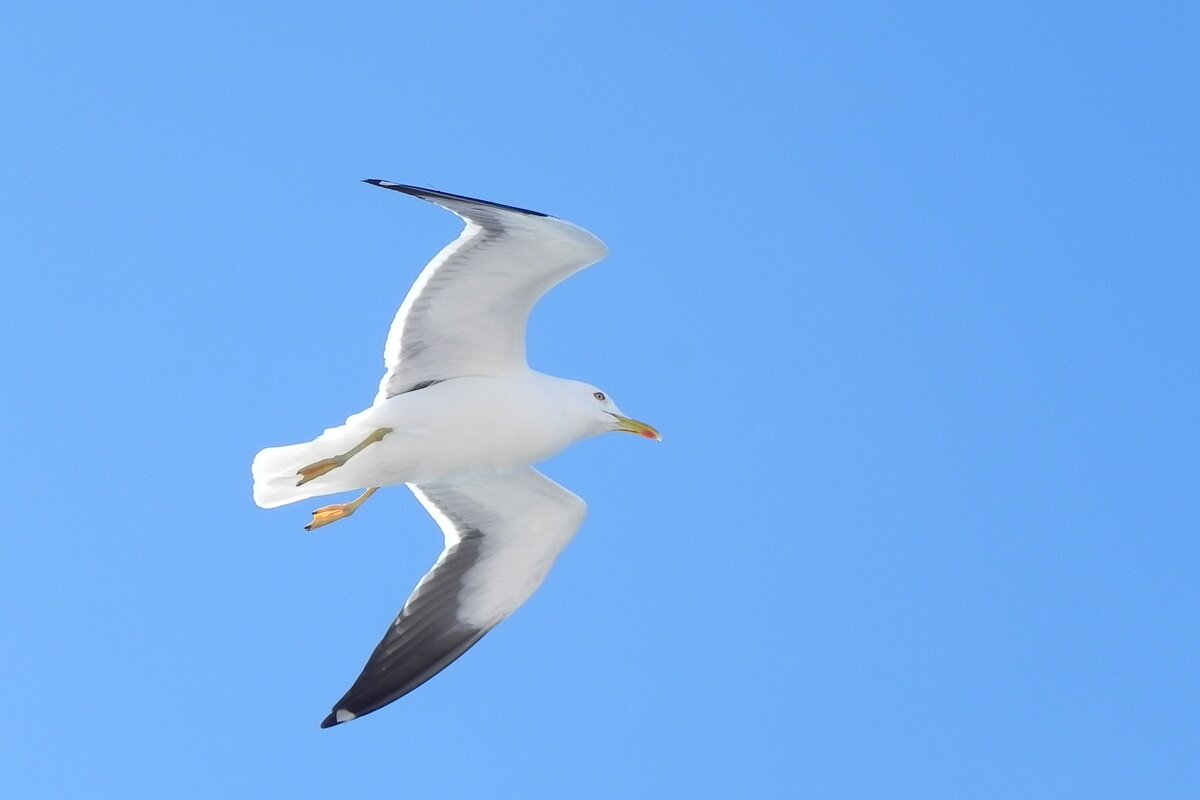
(251, 181), (659, 728)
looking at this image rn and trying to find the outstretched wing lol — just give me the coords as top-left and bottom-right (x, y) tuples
(320, 467), (586, 728)
(365, 181), (608, 404)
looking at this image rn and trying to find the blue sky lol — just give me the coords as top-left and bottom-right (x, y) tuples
(2, 2), (1197, 797)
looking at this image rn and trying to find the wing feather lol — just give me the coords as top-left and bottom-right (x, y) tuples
(364, 181), (608, 403)
(320, 468), (586, 727)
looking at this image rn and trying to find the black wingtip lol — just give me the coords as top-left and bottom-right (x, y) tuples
(362, 178), (409, 192)
(360, 179), (549, 217)
(320, 712), (340, 729)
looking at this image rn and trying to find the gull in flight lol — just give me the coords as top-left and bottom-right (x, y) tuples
(251, 181), (659, 728)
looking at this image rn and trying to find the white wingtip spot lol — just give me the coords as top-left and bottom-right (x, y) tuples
(335, 709), (357, 723)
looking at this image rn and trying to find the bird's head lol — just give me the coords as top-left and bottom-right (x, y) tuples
(572, 383), (660, 442)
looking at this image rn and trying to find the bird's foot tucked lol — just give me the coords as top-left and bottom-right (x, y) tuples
(296, 456), (345, 486)
(295, 427), (394, 486)
(305, 487), (379, 531)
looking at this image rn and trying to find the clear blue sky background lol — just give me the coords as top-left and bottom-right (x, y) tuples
(2, 2), (1196, 797)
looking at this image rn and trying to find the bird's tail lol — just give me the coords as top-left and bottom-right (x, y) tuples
(251, 419), (381, 509)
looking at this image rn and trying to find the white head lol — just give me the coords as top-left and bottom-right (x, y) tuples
(557, 379), (661, 442)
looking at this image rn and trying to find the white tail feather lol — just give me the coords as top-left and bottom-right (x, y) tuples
(251, 423), (377, 509)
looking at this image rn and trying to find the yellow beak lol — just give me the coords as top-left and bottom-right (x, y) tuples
(611, 414), (661, 441)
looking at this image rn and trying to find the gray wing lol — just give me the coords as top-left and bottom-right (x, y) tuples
(364, 181), (609, 404)
(320, 468), (586, 728)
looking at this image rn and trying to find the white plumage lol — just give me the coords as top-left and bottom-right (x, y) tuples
(251, 181), (658, 728)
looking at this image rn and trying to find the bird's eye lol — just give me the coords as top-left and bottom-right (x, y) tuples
(593, 391), (606, 401)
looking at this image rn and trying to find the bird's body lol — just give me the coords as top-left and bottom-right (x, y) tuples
(251, 181), (658, 728)
(253, 372), (609, 506)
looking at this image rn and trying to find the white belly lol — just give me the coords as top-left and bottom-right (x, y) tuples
(252, 373), (586, 508)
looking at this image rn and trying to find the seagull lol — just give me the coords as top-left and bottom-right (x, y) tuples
(251, 181), (659, 728)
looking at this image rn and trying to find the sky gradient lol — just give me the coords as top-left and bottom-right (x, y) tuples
(3, 2), (1197, 797)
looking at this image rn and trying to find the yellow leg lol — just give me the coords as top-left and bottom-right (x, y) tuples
(305, 487), (379, 531)
(296, 427), (393, 486)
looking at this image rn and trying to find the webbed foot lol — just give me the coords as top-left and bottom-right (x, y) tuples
(305, 487), (379, 531)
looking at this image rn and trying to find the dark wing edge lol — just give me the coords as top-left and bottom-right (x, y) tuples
(363, 179), (550, 218)
(320, 469), (586, 728)
(319, 530), (493, 728)
(365, 179), (608, 404)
